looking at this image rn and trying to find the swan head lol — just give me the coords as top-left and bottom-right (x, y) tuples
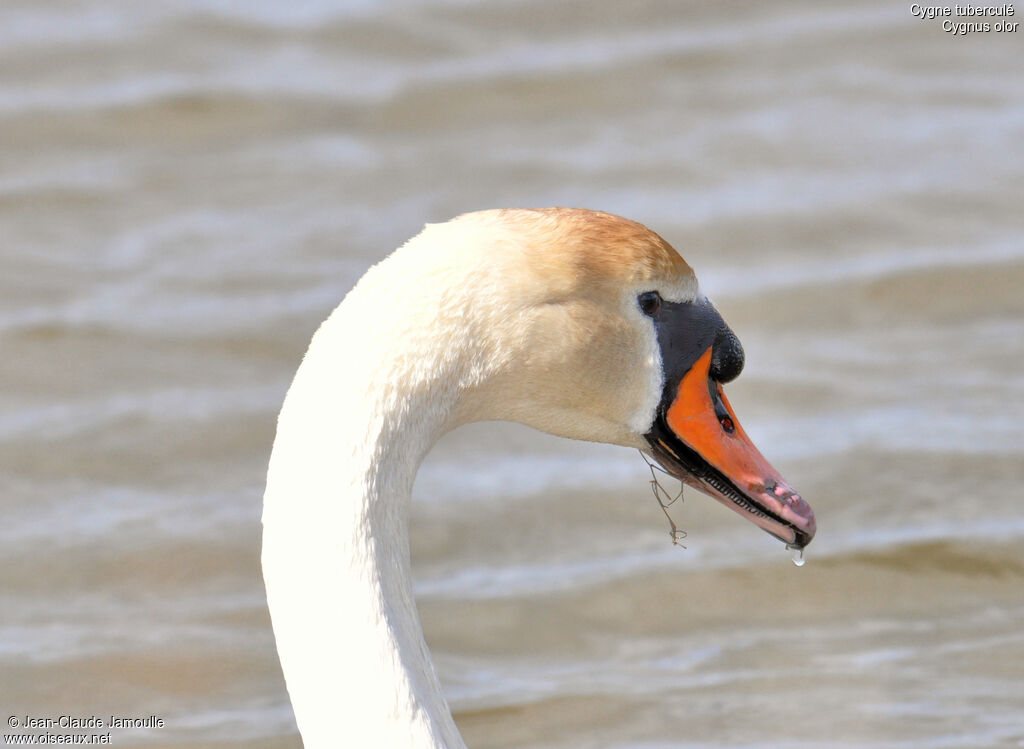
(434, 208), (815, 550)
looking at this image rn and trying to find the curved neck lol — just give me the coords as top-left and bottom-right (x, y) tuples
(262, 289), (470, 748)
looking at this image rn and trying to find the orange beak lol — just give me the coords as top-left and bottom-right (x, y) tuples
(647, 347), (816, 548)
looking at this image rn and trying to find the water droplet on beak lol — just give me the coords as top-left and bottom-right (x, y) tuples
(787, 544), (806, 567)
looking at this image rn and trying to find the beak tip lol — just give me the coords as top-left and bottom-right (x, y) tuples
(791, 516), (816, 549)
(754, 481), (816, 548)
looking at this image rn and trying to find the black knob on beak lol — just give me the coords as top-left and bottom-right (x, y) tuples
(710, 327), (744, 383)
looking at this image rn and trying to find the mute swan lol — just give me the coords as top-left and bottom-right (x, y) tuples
(262, 208), (816, 748)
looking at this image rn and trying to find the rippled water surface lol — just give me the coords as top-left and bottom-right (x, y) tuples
(2, 1), (1023, 747)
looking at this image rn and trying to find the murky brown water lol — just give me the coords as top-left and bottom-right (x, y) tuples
(2, 1), (1023, 747)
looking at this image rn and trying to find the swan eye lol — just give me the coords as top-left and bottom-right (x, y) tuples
(637, 291), (662, 317)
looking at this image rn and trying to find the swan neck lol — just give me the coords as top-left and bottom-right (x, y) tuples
(262, 299), (467, 749)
